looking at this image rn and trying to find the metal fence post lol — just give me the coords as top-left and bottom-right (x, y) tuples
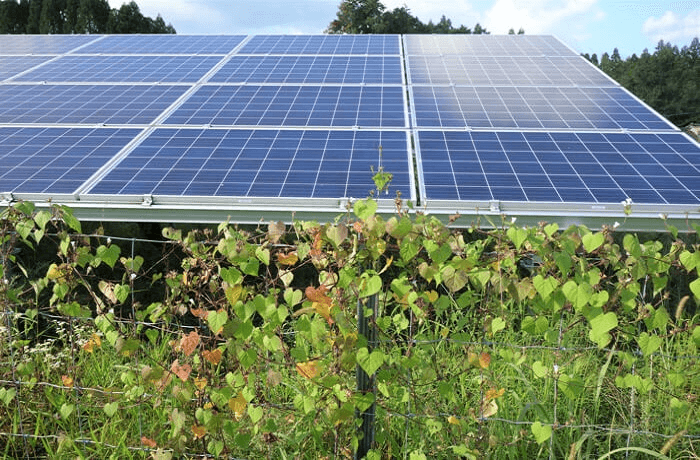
(355, 292), (378, 459)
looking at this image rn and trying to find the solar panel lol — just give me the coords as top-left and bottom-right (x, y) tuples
(238, 35), (400, 55)
(0, 34), (100, 55)
(407, 56), (614, 86)
(417, 130), (700, 205)
(411, 86), (673, 130)
(0, 33), (697, 228)
(87, 129), (412, 200)
(209, 55), (403, 84)
(0, 127), (141, 194)
(14, 55), (223, 83)
(164, 85), (407, 127)
(404, 35), (576, 56)
(75, 35), (247, 55)
(0, 56), (53, 81)
(0, 84), (187, 124)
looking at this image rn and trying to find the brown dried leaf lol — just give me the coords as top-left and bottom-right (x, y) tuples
(193, 377), (207, 390)
(141, 436), (157, 448)
(170, 360), (191, 382)
(179, 331), (200, 357)
(191, 425), (207, 439)
(228, 391), (247, 420)
(61, 375), (73, 388)
(277, 251), (299, 266)
(202, 348), (222, 365)
(189, 307), (209, 319)
(268, 221), (285, 243)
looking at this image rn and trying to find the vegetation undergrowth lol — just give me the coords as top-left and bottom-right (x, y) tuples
(1, 197), (699, 459)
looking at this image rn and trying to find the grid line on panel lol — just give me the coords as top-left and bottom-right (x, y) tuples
(411, 86), (674, 131)
(0, 56), (54, 81)
(404, 35), (577, 57)
(15, 55), (223, 83)
(164, 85), (406, 128)
(87, 129), (413, 200)
(209, 55), (403, 85)
(74, 35), (247, 55)
(0, 84), (188, 125)
(417, 130), (700, 206)
(237, 35), (400, 55)
(0, 35), (102, 55)
(0, 126), (141, 194)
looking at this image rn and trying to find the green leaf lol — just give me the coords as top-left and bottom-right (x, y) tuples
(385, 216), (412, 239)
(284, 288), (302, 307)
(15, 219), (34, 242)
(506, 225), (528, 250)
(207, 310), (228, 335)
(221, 267), (242, 285)
(531, 421), (552, 444)
(490, 317), (506, 335)
(207, 440), (224, 458)
(33, 210), (52, 231)
(533, 275), (558, 300)
(637, 332), (662, 356)
(96, 244), (120, 269)
(582, 232), (604, 252)
(356, 347), (385, 376)
(114, 284), (130, 303)
(57, 302), (91, 318)
(325, 223), (348, 247)
(589, 312), (617, 348)
(248, 405), (264, 424)
(690, 279), (700, 301)
(103, 402), (118, 418)
(680, 250), (700, 272)
(693, 326), (700, 347)
(558, 374), (584, 399)
(532, 361), (548, 378)
(0, 387), (16, 406)
(60, 403), (74, 420)
(255, 246), (270, 266)
(544, 223), (559, 237)
(623, 233), (642, 258)
(441, 265), (468, 292)
(353, 198), (377, 221)
(562, 280), (591, 310)
(359, 274), (382, 298)
(429, 243), (452, 265)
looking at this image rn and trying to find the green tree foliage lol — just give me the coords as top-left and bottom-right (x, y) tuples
(584, 38), (700, 127)
(326, 0), (489, 34)
(0, 0), (175, 34)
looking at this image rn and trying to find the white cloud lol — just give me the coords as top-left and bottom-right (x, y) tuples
(107, 0), (226, 30)
(642, 9), (700, 44)
(483, 0), (598, 34)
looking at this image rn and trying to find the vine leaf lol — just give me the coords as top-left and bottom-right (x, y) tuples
(180, 331), (200, 357)
(103, 402), (118, 418)
(192, 425), (206, 439)
(582, 232), (604, 253)
(229, 391), (248, 420)
(589, 312), (618, 348)
(202, 348), (222, 365)
(296, 361), (320, 379)
(207, 309), (228, 335)
(170, 360), (192, 382)
(356, 348), (385, 376)
(531, 421), (552, 444)
(637, 332), (662, 356)
(353, 198), (377, 221)
(140, 437), (157, 448)
(96, 244), (120, 268)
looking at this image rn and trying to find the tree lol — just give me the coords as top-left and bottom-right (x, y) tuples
(0, 0), (175, 34)
(326, 0), (489, 35)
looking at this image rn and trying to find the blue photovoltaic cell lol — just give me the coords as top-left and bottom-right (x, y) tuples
(0, 35), (100, 55)
(408, 55), (613, 86)
(418, 131), (700, 205)
(88, 129), (411, 199)
(75, 35), (247, 55)
(0, 84), (187, 124)
(165, 85), (406, 127)
(0, 56), (53, 81)
(0, 127), (141, 194)
(15, 55), (222, 83)
(412, 86), (673, 130)
(210, 55), (403, 84)
(238, 35), (400, 55)
(404, 35), (576, 56)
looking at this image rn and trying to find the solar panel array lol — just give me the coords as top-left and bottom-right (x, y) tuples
(1, 34), (699, 227)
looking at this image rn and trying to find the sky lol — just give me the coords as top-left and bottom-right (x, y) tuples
(110, 0), (700, 57)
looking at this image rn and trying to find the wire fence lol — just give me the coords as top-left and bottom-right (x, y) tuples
(1, 230), (699, 459)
